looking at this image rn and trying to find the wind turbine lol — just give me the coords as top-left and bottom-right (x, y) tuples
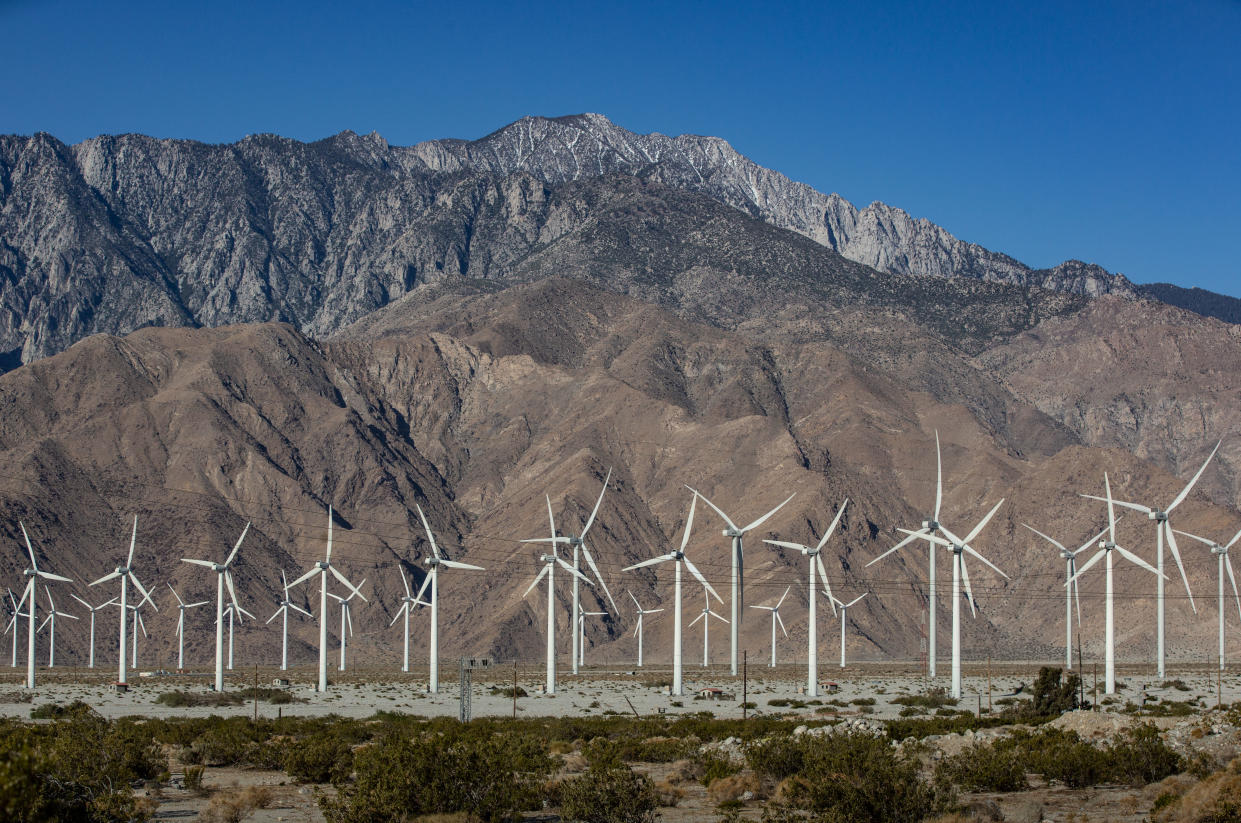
(750, 585), (791, 668)
(867, 432), (947, 678)
(901, 498), (1008, 698)
(266, 571), (310, 672)
(328, 580), (367, 672)
(38, 588), (78, 667)
(218, 600), (255, 670)
(1069, 474), (1164, 694)
(626, 590), (663, 668)
(414, 504), (483, 692)
(389, 567), (428, 674)
(764, 499), (847, 695)
(180, 522), (252, 691)
(169, 584), (210, 671)
(1085, 442), (1219, 678)
(288, 507), (364, 693)
(690, 585), (729, 667)
(521, 496), (594, 695)
(829, 592), (869, 667)
(126, 588), (162, 669)
(5, 589), (26, 668)
(1022, 523), (1111, 670)
(1173, 527), (1241, 672)
(521, 470), (617, 675)
(623, 494), (720, 695)
(578, 610), (608, 667)
(688, 487), (795, 675)
(89, 516), (153, 687)
(15, 522), (73, 688)
(69, 594), (117, 669)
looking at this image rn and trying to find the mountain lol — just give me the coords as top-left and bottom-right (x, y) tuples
(1, 114), (1134, 368)
(1137, 283), (1241, 325)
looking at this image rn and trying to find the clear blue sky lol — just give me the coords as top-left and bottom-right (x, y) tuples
(2, 0), (1238, 296)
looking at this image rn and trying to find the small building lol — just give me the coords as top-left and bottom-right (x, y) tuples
(822, 682), (840, 694)
(698, 687), (725, 700)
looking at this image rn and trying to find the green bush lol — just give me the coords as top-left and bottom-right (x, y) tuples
(560, 760), (658, 823)
(935, 742), (1028, 792)
(891, 688), (956, 709)
(696, 750), (740, 786)
(1029, 667), (1081, 716)
(1109, 724), (1182, 786)
(284, 732), (353, 783)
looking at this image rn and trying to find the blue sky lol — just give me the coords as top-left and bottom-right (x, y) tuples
(2, 0), (1238, 296)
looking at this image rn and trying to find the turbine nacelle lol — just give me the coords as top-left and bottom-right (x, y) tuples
(722, 527), (743, 537)
(1150, 510), (1168, 522)
(922, 519), (939, 531)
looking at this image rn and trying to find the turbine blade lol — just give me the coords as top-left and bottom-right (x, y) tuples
(580, 542), (618, 612)
(167, 583), (185, 607)
(127, 515), (138, 566)
(683, 557), (722, 603)
(846, 593), (868, 609)
(326, 506), (334, 561)
(580, 467), (611, 538)
(934, 430), (943, 521)
(225, 571), (243, 616)
(70, 593), (92, 611)
(1172, 528), (1215, 547)
(556, 557), (593, 585)
(129, 573), (153, 607)
(623, 554), (675, 571)
(680, 493), (698, 552)
(414, 503), (442, 560)
(346, 607), (354, 637)
(1227, 527), (1241, 551)
(1225, 554), (1241, 620)
(39, 614), (51, 631)
(400, 569), (412, 598)
(281, 569), (289, 593)
(708, 610), (729, 623)
(816, 553), (834, 607)
(764, 540), (809, 551)
(90, 570), (123, 587)
(438, 559), (485, 571)
(741, 493), (796, 534)
(904, 527), (952, 547)
(1071, 561), (1082, 624)
(689, 612), (704, 627)
(1168, 440), (1221, 512)
(776, 611), (788, 637)
(522, 564), (550, 599)
(776, 585), (791, 609)
(815, 498), (849, 551)
(963, 499), (1005, 545)
(267, 606), (284, 624)
(330, 566), (366, 600)
(35, 572), (73, 584)
(1076, 522), (1115, 555)
(1081, 494), (1151, 515)
(627, 589), (641, 610)
(187, 601), (210, 609)
(866, 529), (927, 567)
(181, 558), (216, 569)
(685, 486), (738, 531)
(1021, 523), (1068, 554)
(1163, 524), (1196, 611)
(20, 522), (37, 569)
(546, 495), (557, 543)
(960, 555), (977, 618)
(414, 572), (432, 604)
(290, 604), (312, 618)
(389, 604), (408, 627)
(225, 522), (250, 567)
(1115, 545), (1162, 577)
(1067, 549), (1106, 585)
(962, 543), (1009, 579)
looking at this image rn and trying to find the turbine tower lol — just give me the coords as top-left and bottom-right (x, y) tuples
(902, 498), (1008, 698)
(180, 522), (252, 691)
(1174, 527), (1241, 671)
(750, 585), (791, 667)
(289, 507), (364, 693)
(266, 571), (311, 672)
(1070, 474), (1163, 694)
(690, 585), (729, 666)
(69, 594), (117, 669)
(688, 487), (795, 675)
(168, 584), (209, 671)
(38, 588), (78, 667)
(521, 470), (617, 675)
(15, 522), (73, 688)
(578, 610), (608, 666)
(521, 496), (593, 695)
(829, 592), (869, 667)
(5, 589), (26, 668)
(328, 579), (367, 672)
(414, 504), (483, 692)
(867, 432), (948, 678)
(89, 516), (153, 688)
(389, 567), (428, 674)
(126, 589), (158, 669)
(1085, 441), (1218, 677)
(626, 590), (663, 668)
(764, 499), (847, 695)
(1021, 523), (1110, 670)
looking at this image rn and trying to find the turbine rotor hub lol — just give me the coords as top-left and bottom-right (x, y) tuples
(723, 528), (743, 537)
(1152, 511), (1168, 522)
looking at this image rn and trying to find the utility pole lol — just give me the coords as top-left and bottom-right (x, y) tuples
(253, 664), (259, 722)
(459, 658), (472, 723)
(742, 650), (748, 720)
(512, 661), (518, 719)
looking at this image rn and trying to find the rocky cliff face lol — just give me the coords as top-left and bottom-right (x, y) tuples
(1, 114), (1133, 367)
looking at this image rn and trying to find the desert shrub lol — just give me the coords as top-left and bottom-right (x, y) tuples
(320, 727), (554, 823)
(156, 690), (244, 708)
(1152, 758), (1241, 823)
(190, 720), (260, 766)
(30, 700), (95, 719)
(1109, 724), (1182, 786)
(707, 772), (761, 804)
(1029, 667), (1081, 717)
(885, 714), (1011, 741)
(935, 742), (1028, 792)
(183, 765), (206, 794)
(652, 778), (685, 807)
(560, 758), (658, 823)
(892, 688), (957, 709)
(618, 736), (693, 763)
(489, 686), (528, 698)
(746, 736), (805, 780)
(999, 728), (1110, 788)
(753, 732), (950, 823)
(850, 697), (875, 706)
(200, 786), (274, 823)
(697, 749), (741, 786)
(284, 731), (354, 783)
(1163, 679), (1192, 692)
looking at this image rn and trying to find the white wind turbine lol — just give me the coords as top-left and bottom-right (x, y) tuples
(389, 567), (428, 674)
(5, 589), (25, 668)
(328, 580), (367, 672)
(288, 507), (364, 693)
(38, 588), (78, 668)
(413, 504), (483, 692)
(1022, 522), (1112, 670)
(867, 432), (948, 678)
(15, 522), (73, 688)
(578, 610), (608, 666)
(1069, 474), (1164, 694)
(89, 516), (154, 687)
(266, 571), (311, 672)
(1173, 527), (1241, 672)
(900, 498), (1008, 698)
(169, 584), (210, 671)
(690, 585), (729, 667)
(181, 522), (252, 691)
(1084, 442), (1218, 678)
(764, 499), (847, 696)
(688, 487), (795, 675)
(627, 590), (663, 668)
(219, 601), (255, 670)
(69, 594), (117, 669)
(521, 470), (617, 675)
(522, 495), (595, 695)
(828, 592), (869, 667)
(127, 588), (159, 669)
(623, 494), (720, 695)
(750, 585), (791, 667)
